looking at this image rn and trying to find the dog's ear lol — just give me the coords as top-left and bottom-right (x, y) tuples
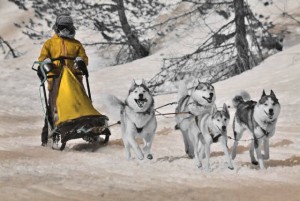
(212, 105), (217, 114)
(142, 79), (147, 86)
(198, 79), (203, 85)
(270, 90), (276, 98)
(262, 90), (266, 97)
(223, 103), (230, 118)
(131, 79), (136, 88)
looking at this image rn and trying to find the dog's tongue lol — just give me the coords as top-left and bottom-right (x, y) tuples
(136, 99), (146, 108)
(137, 101), (143, 108)
(204, 96), (212, 103)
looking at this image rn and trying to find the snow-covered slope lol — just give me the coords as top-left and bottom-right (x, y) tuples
(0, 0), (300, 201)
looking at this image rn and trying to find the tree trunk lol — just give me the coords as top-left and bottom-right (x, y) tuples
(234, 0), (250, 74)
(116, 0), (149, 59)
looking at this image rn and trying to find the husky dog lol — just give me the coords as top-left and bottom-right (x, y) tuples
(231, 90), (281, 169)
(188, 104), (233, 170)
(104, 79), (157, 160)
(175, 81), (216, 158)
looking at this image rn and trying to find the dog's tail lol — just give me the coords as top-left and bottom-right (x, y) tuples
(177, 80), (188, 102)
(232, 90), (251, 108)
(100, 93), (125, 120)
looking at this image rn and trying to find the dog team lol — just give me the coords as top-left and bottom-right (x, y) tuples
(105, 79), (281, 170)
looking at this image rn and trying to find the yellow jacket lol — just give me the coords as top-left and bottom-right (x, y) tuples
(38, 34), (88, 90)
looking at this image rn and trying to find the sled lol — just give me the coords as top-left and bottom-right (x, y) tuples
(32, 56), (110, 150)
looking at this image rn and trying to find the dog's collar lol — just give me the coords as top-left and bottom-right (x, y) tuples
(195, 116), (222, 143)
(263, 118), (277, 125)
(208, 127), (222, 143)
(135, 125), (143, 133)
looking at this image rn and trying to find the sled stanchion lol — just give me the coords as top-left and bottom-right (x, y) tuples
(85, 76), (92, 101)
(41, 83), (54, 130)
(59, 143), (66, 151)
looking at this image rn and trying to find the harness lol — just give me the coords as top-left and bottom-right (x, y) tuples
(209, 127), (222, 143)
(122, 102), (154, 134)
(252, 119), (276, 148)
(175, 95), (208, 129)
(195, 116), (222, 144)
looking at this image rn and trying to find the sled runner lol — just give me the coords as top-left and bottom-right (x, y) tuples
(32, 56), (110, 150)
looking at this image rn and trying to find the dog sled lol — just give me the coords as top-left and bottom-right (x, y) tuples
(32, 56), (111, 150)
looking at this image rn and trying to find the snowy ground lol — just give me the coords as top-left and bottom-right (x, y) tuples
(1, 0), (300, 201)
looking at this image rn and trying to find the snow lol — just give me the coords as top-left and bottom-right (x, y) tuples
(1, 0), (300, 200)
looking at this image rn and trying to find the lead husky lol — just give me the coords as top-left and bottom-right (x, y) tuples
(189, 103), (233, 170)
(231, 90), (281, 169)
(104, 79), (157, 160)
(175, 81), (216, 158)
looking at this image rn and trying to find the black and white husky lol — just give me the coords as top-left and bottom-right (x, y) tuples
(175, 81), (216, 158)
(189, 104), (233, 170)
(231, 90), (281, 169)
(103, 79), (157, 160)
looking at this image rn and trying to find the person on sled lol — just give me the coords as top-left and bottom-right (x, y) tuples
(38, 14), (88, 146)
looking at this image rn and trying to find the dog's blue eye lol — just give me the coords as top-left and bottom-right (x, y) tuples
(264, 103), (268, 106)
(224, 118), (227, 121)
(135, 91), (138, 93)
(217, 119), (220, 121)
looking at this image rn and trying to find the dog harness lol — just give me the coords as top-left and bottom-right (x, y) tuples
(195, 116), (222, 143)
(252, 119), (277, 147)
(122, 103), (154, 134)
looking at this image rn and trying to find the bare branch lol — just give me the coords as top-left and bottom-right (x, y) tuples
(182, 0), (233, 5)
(0, 36), (18, 58)
(147, 7), (200, 29)
(83, 42), (126, 46)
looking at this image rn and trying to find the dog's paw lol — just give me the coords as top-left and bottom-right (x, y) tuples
(186, 152), (194, 159)
(204, 167), (212, 172)
(262, 154), (269, 160)
(41, 142), (48, 147)
(251, 160), (259, 165)
(196, 162), (202, 169)
(137, 153), (144, 160)
(147, 154), (153, 160)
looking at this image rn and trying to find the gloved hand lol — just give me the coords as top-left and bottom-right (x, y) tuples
(75, 57), (88, 77)
(43, 58), (51, 63)
(75, 57), (83, 62)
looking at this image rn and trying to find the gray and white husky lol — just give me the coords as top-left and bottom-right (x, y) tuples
(103, 79), (157, 160)
(175, 81), (216, 158)
(231, 90), (281, 169)
(188, 103), (233, 170)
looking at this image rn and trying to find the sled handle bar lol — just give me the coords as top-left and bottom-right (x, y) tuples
(31, 61), (52, 85)
(31, 57), (76, 71)
(51, 56), (76, 62)
(51, 56), (89, 77)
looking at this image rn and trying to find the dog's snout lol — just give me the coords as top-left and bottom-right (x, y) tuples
(269, 108), (274, 115)
(209, 93), (213, 98)
(222, 126), (226, 131)
(139, 93), (144, 99)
